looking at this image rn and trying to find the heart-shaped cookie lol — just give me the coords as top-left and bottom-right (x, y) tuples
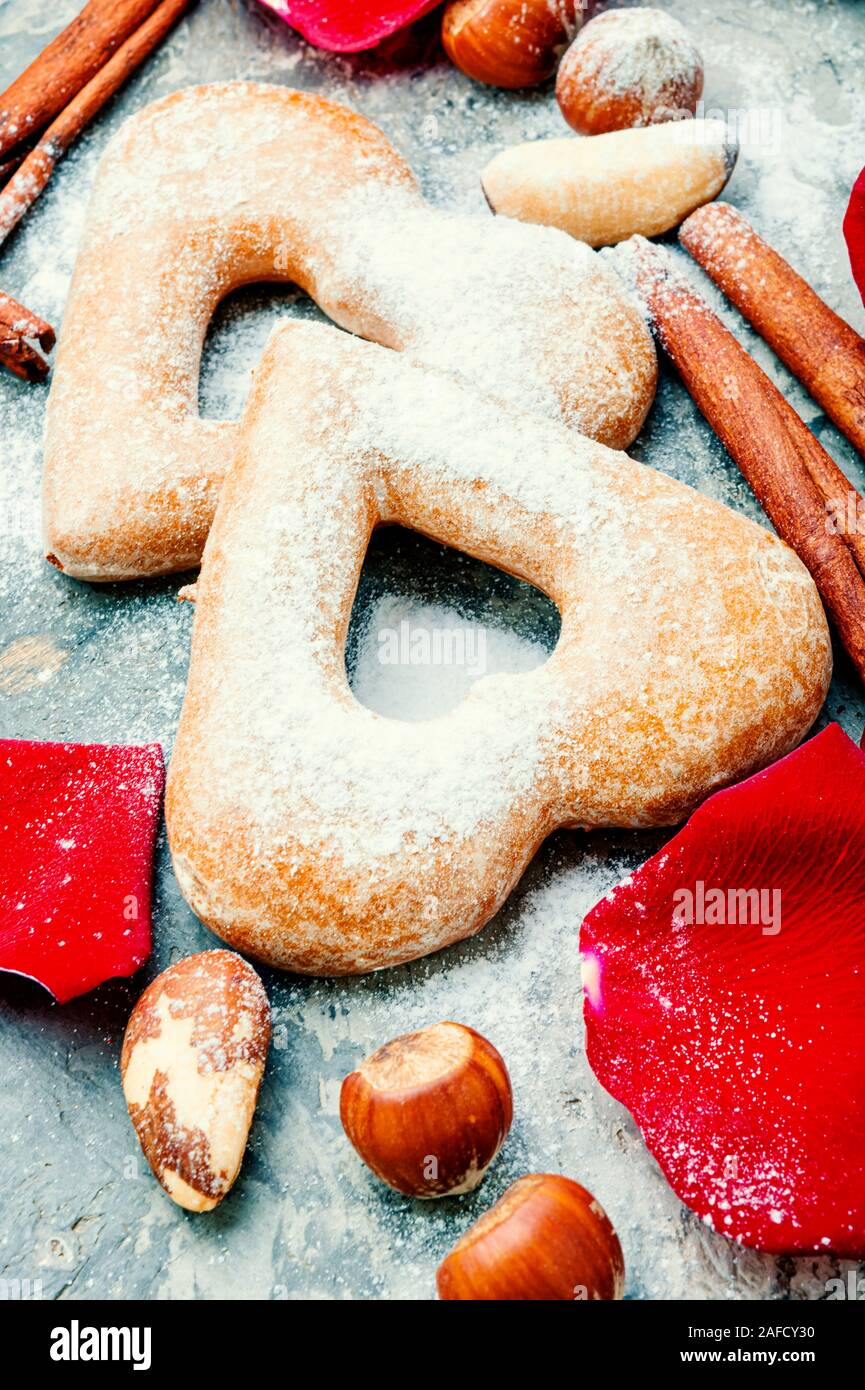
(165, 321), (830, 974)
(42, 82), (655, 582)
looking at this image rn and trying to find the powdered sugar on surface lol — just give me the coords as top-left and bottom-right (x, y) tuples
(0, 0), (863, 1303)
(351, 594), (549, 721)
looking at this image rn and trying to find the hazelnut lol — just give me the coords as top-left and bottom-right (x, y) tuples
(557, 7), (704, 135)
(442, 0), (580, 90)
(340, 1022), (513, 1197)
(436, 1173), (625, 1299)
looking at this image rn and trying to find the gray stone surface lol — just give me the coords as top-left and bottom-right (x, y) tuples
(1, 0), (864, 1300)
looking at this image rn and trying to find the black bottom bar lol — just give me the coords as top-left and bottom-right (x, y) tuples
(1, 1293), (860, 1374)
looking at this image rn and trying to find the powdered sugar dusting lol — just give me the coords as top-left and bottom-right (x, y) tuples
(351, 593), (549, 721)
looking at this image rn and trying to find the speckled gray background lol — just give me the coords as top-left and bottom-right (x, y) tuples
(1, 0), (864, 1301)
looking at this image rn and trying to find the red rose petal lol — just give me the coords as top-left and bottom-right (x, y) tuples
(581, 724), (865, 1257)
(0, 740), (164, 1004)
(843, 165), (865, 309)
(258, 0), (442, 52)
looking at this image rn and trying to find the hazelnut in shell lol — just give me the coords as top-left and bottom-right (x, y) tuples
(443, 0), (580, 90)
(436, 1173), (625, 1299)
(557, 7), (704, 135)
(340, 1021), (513, 1198)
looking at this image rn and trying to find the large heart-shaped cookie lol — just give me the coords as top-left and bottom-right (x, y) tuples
(165, 322), (830, 974)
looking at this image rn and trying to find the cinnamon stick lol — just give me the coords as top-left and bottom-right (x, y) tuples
(0, 292), (55, 382)
(0, 0), (168, 164)
(0, 139), (34, 187)
(611, 236), (865, 684)
(0, 0), (192, 247)
(680, 201), (865, 459)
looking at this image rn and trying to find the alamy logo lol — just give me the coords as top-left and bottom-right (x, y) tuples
(50, 1320), (151, 1371)
(825, 492), (865, 536)
(377, 619), (487, 677)
(0, 1277), (42, 1299)
(672, 880), (781, 936)
(826, 1270), (865, 1300)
